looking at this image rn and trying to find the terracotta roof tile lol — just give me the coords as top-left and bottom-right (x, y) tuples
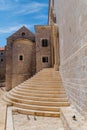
(0, 47), (5, 51)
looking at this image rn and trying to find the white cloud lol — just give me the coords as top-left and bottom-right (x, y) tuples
(14, 2), (48, 15)
(0, 0), (13, 10)
(0, 24), (34, 34)
(0, 26), (20, 34)
(0, 0), (48, 15)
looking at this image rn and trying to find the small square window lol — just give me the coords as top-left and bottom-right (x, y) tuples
(42, 57), (48, 63)
(42, 39), (48, 47)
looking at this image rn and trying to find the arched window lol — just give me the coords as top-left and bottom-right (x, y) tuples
(22, 32), (25, 36)
(1, 59), (3, 62)
(19, 55), (23, 61)
(42, 39), (48, 47)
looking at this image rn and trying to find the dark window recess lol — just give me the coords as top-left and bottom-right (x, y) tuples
(1, 52), (3, 55)
(19, 55), (23, 61)
(1, 59), (3, 62)
(22, 32), (25, 36)
(42, 57), (48, 63)
(42, 39), (48, 47)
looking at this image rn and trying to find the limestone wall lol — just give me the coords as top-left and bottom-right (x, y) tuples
(12, 39), (36, 88)
(6, 26), (36, 90)
(53, 0), (87, 118)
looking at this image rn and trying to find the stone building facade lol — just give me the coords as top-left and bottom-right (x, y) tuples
(0, 26), (56, 90)
(6, 26), (36, 90)
(4, 25), (60, 90)
(0, 47), (6, 85)
(35, 25), (52, 72)
(49, 0), (87, 118)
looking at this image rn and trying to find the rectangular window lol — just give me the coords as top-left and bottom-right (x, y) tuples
(42, 57), (48, 63)
(42, 39), (48, 47)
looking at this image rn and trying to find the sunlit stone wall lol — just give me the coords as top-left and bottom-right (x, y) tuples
(53, 0), (87, 118)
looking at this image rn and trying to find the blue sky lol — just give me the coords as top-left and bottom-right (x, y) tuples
(0, 0), (49, 47)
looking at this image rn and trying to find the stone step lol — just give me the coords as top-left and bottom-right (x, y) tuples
(13, 107), (60, 117)
(11, 89), (67, 98)
(17, 85), (65, 91)
(22, 84), (62, 87)
(19, 77), (61, 82)
(9, 91), (69, 102)
(27, 81), (62, 84)
(23, 78), (61, 81)
(18, 84), (63, 88)
(31, 78), (61, 81)
(14, 87), (66, 94)
(3, 96), (60, 112)
(24, 82), (62, 85)
(6, 94), (70, 107)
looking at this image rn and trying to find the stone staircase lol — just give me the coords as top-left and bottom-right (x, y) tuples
(3, 68), (70, 117)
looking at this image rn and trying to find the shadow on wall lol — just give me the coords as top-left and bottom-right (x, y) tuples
(0, 75), (5, 82)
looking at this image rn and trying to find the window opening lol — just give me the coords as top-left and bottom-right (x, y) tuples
(19, 55), (23, 61)
(42, 39), (48, 47)
(42, 57), (48, 63)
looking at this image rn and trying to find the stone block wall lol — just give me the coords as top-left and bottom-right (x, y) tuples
(12, 39), (36, 88)
(0, 48), (6, 83)
(6, 26), (36, 90)
(52, 0), (87, 118)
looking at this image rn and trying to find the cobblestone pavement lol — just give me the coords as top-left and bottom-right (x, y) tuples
(13, 113), (64, 130)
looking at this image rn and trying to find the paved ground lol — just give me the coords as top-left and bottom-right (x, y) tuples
(13, 113), (64, 130)
(0, 87), (7, 130)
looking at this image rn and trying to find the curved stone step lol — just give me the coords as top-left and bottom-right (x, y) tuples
(28, 79), (62, 82)
(3, 68), (70, 117)
(3, 96), (60, 112)
(11, 89), (67, 98)
(24, 82), (62, 85)
(14, 87), (66, 94)
(9, 91), (68, 102)
(6, 94), (70, 107)
(18, 85), (64, 91)
(14, 107), (60, 117)
(17, 84), (63, 88)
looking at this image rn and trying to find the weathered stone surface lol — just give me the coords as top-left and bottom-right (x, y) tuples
(6, 26), (36, 90)
(35, 25), (52, 72)
(0, 100), (7, 130)
(61, 106), (87, 130)
(13, 114), (64, 130)
(49, 0), (87, 118)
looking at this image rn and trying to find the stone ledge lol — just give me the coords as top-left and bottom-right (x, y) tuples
(0, 100), (7, 130)
(61, 106), (87, 130)
(6, 107), (14, 130)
